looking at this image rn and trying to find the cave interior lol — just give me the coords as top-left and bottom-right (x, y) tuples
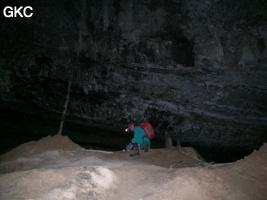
(0, 0), (267, 163)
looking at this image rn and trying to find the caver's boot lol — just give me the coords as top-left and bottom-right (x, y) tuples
(144, 144), (150, 152)
(130, 143), (140, 156)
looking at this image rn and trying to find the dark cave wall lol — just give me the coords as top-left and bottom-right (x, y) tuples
(0, 0), (267, 150)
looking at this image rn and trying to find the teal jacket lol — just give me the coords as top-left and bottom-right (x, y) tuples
(131, 126), (150, 147)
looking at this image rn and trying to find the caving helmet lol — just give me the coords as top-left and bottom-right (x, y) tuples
(125, 123), (134, 132)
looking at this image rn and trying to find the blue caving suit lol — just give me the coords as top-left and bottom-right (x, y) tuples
(131, 126), (150, 147)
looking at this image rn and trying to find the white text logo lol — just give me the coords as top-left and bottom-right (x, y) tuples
(3, 6), (33, 18)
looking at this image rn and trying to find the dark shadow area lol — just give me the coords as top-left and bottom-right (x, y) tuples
(0, 107), (59, 154)
(182, 143), (254, 163)
(171, 37), (195, 67)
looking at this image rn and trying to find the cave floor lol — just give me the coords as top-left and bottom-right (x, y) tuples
(0, 135), (266, 200)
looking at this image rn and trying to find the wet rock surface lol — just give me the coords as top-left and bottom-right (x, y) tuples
(0, 0), (266, 158)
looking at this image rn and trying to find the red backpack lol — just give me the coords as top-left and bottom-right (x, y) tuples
(140, 121), (155, 139)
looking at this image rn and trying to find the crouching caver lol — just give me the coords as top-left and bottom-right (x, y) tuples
(126, 123), (150, 156)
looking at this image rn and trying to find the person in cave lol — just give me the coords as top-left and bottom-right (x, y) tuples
(126, 123), (150, 156)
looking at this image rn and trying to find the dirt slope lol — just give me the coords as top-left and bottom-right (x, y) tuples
(0, 135), (266, 200)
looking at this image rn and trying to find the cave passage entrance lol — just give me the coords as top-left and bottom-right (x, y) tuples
(0, 110), (255, 164)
